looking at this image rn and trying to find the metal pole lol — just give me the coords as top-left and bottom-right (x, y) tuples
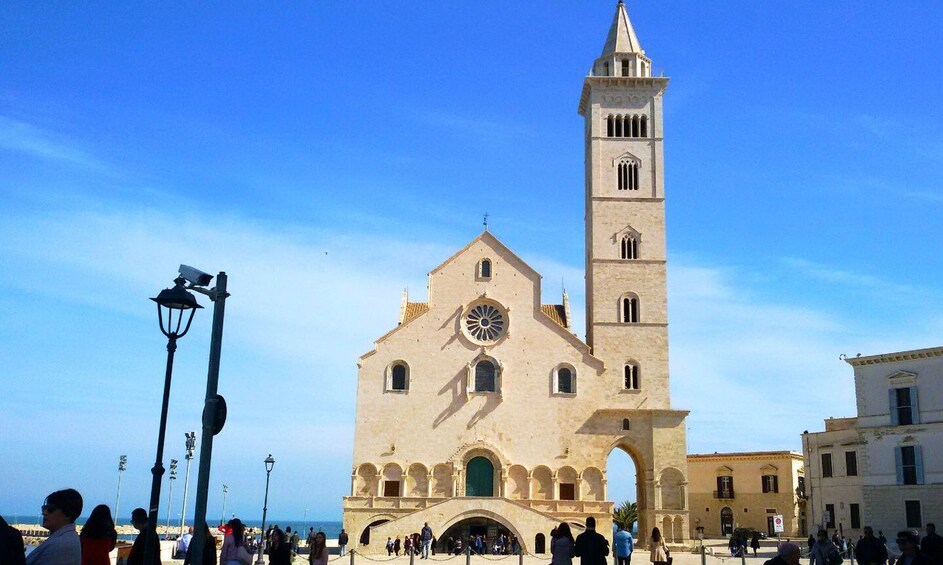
(256, 469), (272, 565)
(190, 272), (229, 565)
(165, 475), (175, 538)
(349, 549), (355, 565)
(143, 334), (178, 565)
(180, 441), (194, 536)
(701, 544), (706, 565)
(115, 467), (123, 526)
(465, 545), (471, 565)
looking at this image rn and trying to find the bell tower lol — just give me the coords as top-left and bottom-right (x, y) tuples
(580, 1), (671, 408)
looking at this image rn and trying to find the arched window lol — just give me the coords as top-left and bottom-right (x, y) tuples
(555, 366), (575, 394)
(640, 115), (648, 137)
(607, 115), (614, 137)
(624, 363), (640, 390)
(621, 59), (630, 77)
(387, 362), (409, 392)
(615, 115), (623, 137)
(621, 295), (639, 323)
(617, 161), (639, 191)
(479, 259), (492, 279)
(620, 235), (638, 259)
(622, 418), (631, 430)
(603, 61), (610, 77)
(474, 360), (497, 392)
(631, 116), (640, 137)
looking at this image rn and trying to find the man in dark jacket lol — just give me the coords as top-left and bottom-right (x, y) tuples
(854, 527), (887, 565)
(764, 543), (800, 565)
(0, 514), (26, 565)
(921, 523), (943, 564)
(896, 531), (932, 565)
(128, 508), (161, 565)
(574, 517), (609, 565)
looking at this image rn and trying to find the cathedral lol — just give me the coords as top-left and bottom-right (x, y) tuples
(343, 3), (690, 552)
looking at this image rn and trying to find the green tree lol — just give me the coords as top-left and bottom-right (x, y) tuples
(613, 501), (637, 530)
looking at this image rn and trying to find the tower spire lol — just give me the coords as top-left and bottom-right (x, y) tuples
(602, 1), (644, 56)
(589, 1), (653, 79)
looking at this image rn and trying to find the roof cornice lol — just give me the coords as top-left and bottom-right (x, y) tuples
(845, 345), (943, 366)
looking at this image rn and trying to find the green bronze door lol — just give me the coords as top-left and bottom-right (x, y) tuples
(465, 457), (494, 496)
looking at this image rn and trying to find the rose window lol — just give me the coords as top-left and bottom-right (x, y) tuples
(464, 302), (506, 342)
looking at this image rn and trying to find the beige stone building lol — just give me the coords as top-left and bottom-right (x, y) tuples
(803, 346), (943, 539)
(343, 3), (691, 553)
(687, 452), (806, 539)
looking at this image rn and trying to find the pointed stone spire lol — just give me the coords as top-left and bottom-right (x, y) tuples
(398, 287), (409, 325)
(589, 1), (653, 79)
(601, 0), (644, 56)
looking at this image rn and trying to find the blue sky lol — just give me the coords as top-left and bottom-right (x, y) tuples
(1, 2), (941, 523)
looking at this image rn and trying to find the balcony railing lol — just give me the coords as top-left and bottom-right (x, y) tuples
(713, 490), (735, 499)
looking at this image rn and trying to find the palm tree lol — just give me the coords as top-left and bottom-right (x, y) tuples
(613, 501), (637, 530)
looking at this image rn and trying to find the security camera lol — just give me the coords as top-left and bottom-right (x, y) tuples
(178, 264), (214, 286)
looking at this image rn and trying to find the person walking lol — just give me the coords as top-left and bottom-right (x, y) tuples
(420, 523), (434, 559)
(219, 519), (252, 565)
(808, 530), (840, 565)
(894, 531), (931, 565)
(613, 523), (634, 565)
(854, 527), (887, 565)
(751, 533), (761, 557)
(269, 530), (292, 565)
(338, 528), (349, 557)
(27, 489), (83, 565)
(764, 543), (801, 565)
(308, 532), (328, 565)
(80, 504), (117, 565)
(551, 523), (576, 565)
(0, 514), (26, 565)
(394, 535), (401, 556)
(387, 537), (394, 556)
(127, 508), (161, 565)
(574, 517), (609, 565)
(184, 525), (218, 565)
(922, 524), (943, 564)
(648, 527), (668, 565)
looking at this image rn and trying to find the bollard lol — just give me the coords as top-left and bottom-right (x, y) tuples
(350, 549), (355, 565)
(741, 549), (746, 565)
(701, 544), (706, 565)
(466, 546), (471, 565)
(849, 546), (854, 565)
(519, 549), (524, 565)
(411, 549), (415, 565)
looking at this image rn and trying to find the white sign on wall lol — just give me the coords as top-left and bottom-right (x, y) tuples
(773, 514), (785, 533)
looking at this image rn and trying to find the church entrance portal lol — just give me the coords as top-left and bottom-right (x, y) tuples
(606, 444), (643, 535)
(439, 517), (512, 554)
(466, 457), (494, 496)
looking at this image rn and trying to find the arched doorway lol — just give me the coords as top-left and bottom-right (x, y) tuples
(466, 457), (494, 496)
(535, 533), (546, 554)
(606, 444), (644, 537)
(440, 517), (514, 554)
(720, 507), (734, 536)
(359, 519), (390, 545)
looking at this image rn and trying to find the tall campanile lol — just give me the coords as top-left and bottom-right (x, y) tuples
(580, 1), (671, 409)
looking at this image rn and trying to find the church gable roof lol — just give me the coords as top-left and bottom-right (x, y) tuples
(400, 302), (429, 325)
(428, 230), (540, 279)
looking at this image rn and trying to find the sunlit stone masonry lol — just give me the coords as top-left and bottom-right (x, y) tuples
(344, 2), (691, 553)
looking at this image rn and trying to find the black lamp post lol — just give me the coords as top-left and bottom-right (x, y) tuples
(256, 455), (275, 565)
(145, 277), (202, 565)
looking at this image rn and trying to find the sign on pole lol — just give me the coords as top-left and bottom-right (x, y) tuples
(773, 514), (785, 533)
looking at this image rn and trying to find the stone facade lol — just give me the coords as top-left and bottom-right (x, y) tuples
(803, 346), (943, 540)
(343, 3), (690, 554)
(687, 452), (806, 539)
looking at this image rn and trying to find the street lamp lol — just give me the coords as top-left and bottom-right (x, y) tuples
(182, 266), (231, 565)
(144, 277), (202, 565)
(221, 485), (228, 527)
(180, 432), (196, 536)
(256, 455), (275, 565)
(115, 455), (127, 526)
(165, 459), (178, 538)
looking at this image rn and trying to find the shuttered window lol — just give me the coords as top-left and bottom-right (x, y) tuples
(895, 445), (924, 485)
(889, 386), (920, 425)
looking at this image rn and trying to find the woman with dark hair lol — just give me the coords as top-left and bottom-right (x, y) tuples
(649, 527), (668, 565)
(184, 525), (218, 565)
(80, 505), (117, 565)
(308, 531), (328, 565)
(551, 523), (575, 565)
(269, 529), (292, 565)
(219, 519), (252, 565)
(27, 488), (84, 565)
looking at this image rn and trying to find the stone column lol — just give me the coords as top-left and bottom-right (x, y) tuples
(376, 476), (383, 497)
(500, 469), (509, 498)
(575, 477), (583, 501)
(602, 478), (608, 502)
(427, 473), (434, 498)
(680, 481), (688, 510)
(527, 472), (534, 500)
(350, 472), (357, 496)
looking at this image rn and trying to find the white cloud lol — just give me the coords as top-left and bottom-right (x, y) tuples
(0, 115), (112, 172)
